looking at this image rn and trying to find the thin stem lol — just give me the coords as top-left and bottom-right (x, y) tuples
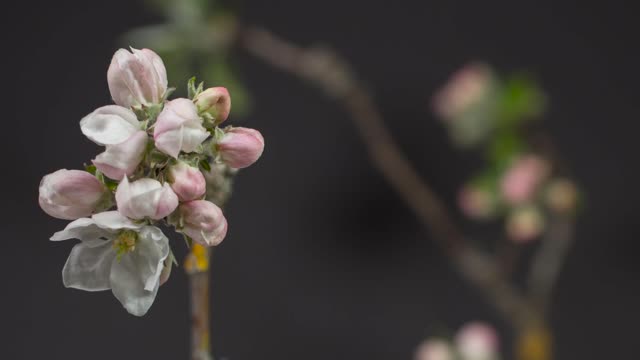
(240, 26), (537, 328)
(527, 216), (575, 314)
(186, 244), (213, 360)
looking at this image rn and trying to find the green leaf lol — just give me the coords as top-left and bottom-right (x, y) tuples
(486, 130), (527, 168)
(199, 159), (211, 172)
(495, 74), (546, 129)
(85, 164), (97, 175)
(103, 177), (119, 192)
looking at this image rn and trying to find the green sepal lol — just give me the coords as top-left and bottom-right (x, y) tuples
(187, 77), (197, 99)
(187, 77), (204, 99)
(163, 87), (176, 101)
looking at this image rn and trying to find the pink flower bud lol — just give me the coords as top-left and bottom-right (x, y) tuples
(39, 169), (108, 220)
(115, 177), (179, 220)
(154, 98), (210, 158)
(92, 130), (148, 180)
(500, 155), (550, 205)
(107, 48), (168, 108)
(414, 339), (455, 360)
(217, 127), (264, 169)
(178, 200), (227, 246)
(433, 62), (493, 120)
(455, 322), (500, 360)
(194, 87), (231, 124)
(505, 205), (545, 243)
(167, 161), (206, 201)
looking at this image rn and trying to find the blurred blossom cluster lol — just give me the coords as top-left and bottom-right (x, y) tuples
(415, 322), (500, 360)
(38, 47), (264, 316)
(433, 63), (579, 242)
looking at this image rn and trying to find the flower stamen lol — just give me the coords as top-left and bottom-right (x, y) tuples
(113, 230), (138, 259)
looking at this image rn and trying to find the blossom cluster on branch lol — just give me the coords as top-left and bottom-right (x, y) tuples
(39, 48), (264, 316)
(433, 63), (578, 243)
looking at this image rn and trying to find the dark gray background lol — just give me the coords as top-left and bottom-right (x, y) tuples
(2, 0), (639, 359)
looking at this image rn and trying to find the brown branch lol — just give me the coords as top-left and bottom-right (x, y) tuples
(240, 26), (538, 328)
(527, 216), (575, 314)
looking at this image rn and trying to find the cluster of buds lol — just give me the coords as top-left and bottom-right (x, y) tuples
(434, 63), (578, 243)
(39, 48), (264, 316)
(415, 322), (500, 360)
(458, 154), (578, 243)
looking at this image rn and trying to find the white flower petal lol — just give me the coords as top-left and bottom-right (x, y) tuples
(180, 123), (209, 153)
(93, 130), (148, 180)
(109, 226), (169, 316)
(50, 217), (112, 242)
(62, 240), (116, 291)
(80, 105), (140, 146)
(154, 127), (183, 158)
(116, 177), (178, 220)
(92, 211), (141, 231)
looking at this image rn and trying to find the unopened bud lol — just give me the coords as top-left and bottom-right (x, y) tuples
(194, 87), (231, 124)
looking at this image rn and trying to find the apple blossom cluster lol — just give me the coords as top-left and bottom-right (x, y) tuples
(415, 322), (500, 360)
(39, 48), (264, 316)
(433, 63), (578, 242)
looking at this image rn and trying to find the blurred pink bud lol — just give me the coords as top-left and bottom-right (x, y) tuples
(115, 177), (178, 220)
(458, 185), (496, 220)
(500, 155), (550, 205)
(414, 339), (455, 360)
(167, 161), (206, 202)
(178, 200), (228, 246)
(545, 178), (578, 214)
(92, 130), (148, 180)
(107, 48), (168, 108)
(433, 62), (493, 120)
(455, 322), (500, 360)
(39, 169), (108, 220)
(194, 87), (231, 124)
(217, 127), (265, 169)
(154, 98), (209, 158)
(506, 206), (545, 243)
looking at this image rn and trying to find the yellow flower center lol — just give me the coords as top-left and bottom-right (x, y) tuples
(113, 230), (138, 259)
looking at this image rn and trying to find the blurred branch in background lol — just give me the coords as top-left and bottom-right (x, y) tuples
(241, 26), (536, 325)
(242, 28), (580, 360)
(123, 1), (581, 359)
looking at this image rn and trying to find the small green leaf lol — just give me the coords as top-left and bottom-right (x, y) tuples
(487, 130), (527, 167)
(495, 74), (546, 129)
(85, 164), (97, 175)
(104, 177), (119, 192)
(199, 159), (211, 172)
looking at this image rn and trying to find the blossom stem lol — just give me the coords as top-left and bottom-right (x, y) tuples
(186, 244), (213, 360)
